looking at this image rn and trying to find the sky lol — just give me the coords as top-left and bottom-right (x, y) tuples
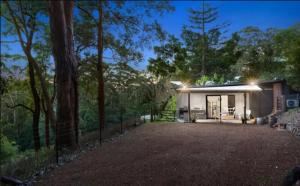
(2, 1), (300, 71)
(136, 1), (300, 70)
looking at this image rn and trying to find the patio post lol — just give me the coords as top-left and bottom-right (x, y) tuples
(188, 92), (191, 122)
(219, 96), (222, 124)
(244, 92), (247, 124)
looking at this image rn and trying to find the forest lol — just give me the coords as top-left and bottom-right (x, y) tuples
(0, 0), (300, 179)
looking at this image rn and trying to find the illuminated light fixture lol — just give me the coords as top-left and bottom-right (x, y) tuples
(248, 78), (257, 85)
(250, 81), (256, 85)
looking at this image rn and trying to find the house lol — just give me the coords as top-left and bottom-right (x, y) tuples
(175, 80), (299, 123)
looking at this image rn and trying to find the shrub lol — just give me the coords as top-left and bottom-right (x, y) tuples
(0, 134), (18, 162)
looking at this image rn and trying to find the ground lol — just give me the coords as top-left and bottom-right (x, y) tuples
(36, 123), (300, 186)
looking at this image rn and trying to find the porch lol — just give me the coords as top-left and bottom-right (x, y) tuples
(176, 84), (262, 124)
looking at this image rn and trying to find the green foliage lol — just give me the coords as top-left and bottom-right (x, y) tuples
(148, 2), (232, 82)
(195, 73), (224, 86)
(164, 96), (176, 111)
(149, 17), (299, 90)
(148, 35), (187, 78)
(230, 27), (283, 81)
(1, 147), (55, 179)
(0, 134), (18, 162)
(275, 24), (300, 90)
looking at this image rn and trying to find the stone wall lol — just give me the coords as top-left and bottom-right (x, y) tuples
(277, 108), (300, 125)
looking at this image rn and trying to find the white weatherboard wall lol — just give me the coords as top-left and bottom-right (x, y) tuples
(234, 93), (250, 117)
(221, 95), (228, 112)
(176, 92), (250, 118)
(190, 93), (206, 110)
(176, 92), (188, 110)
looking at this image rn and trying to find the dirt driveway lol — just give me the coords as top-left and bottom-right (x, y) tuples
(37, 123), (300, 186)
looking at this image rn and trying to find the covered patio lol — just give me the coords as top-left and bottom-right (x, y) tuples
(176, 84), (262, 124)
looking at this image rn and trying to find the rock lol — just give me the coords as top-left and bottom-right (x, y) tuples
(1, 176), (24, 185)
(283, 165), (300, 186)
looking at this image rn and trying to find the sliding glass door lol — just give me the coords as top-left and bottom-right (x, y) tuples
(207, 96), (221, 119)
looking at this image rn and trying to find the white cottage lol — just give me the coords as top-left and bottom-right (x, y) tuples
(175, 80), (292, 123)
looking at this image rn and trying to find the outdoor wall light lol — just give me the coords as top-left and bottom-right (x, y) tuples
(248, 79), (258, 85)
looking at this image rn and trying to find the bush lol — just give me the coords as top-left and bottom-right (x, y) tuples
(0, 134), (18, 162)
(165, 96), (176, 111)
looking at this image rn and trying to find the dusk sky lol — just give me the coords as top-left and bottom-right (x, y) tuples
(137, 1), (300, 69)
(2, 1), (300, 70)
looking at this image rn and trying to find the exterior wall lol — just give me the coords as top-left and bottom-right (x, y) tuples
(176, 92), (249, 119)
(249, 84), (273, 117)
(233, 93), (249, 117)
(221, 95), (228, 113)
(190, 93), (206, 110)
(176, 92), (188, 110)
(273, 83), (283, 112)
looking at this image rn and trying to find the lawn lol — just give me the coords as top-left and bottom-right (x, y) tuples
(36, 123), (300, 186)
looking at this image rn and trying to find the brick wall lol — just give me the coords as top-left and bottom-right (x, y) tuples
(273, 83), (284, 113)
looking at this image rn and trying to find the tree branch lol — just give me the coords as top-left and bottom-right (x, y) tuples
(7, 103), (34, 113)
(76, 4), (97, 23)
(18, 0), (29, 38)
(4, 0), (27, 51)
(26, 13), (36, 51)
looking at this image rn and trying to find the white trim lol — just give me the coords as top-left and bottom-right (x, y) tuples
(177, 85), (262, 92)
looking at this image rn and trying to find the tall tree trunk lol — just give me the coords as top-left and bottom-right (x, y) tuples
(28, 61), (41, 152)
(28, 54), (55, 130)
(49, 1), (78, 148)
(0, 45), (3, 153)
(73, 74), (79, 145)
(64, 1), (79, 145)
(41, 99), (50, 148)
(98, 0), (105, 143)
(201, 0), (206, 76)
(45, 110), (50, 148)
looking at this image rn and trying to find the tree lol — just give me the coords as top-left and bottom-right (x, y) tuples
(2, 0), (56, 149)
(97, 0), (104, 143)
(49, 1), (78, 148)
(147, 35), (188, 79)
(148, 2), (229, 83)
(231, 27), (282, 81)
(75, 0), (173, 141)
(275, 24), (300, 90)
(186, 1), (228, 76)
(2, 0), (48, 152)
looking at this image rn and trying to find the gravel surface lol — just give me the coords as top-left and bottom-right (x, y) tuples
(36, 123), (300, 186)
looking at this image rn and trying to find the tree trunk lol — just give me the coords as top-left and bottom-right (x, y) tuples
(150, 106), (153, 122)
(73, 75), (79, 145)
(28, 61), (41, 152)
(42, 99), (50, 148)
(98, 0), (105, 143)
(201, 0), (206, 76)
(45, 110), (50, 148)
(49, 1), (78, 148)
(27, 54), (55, 130)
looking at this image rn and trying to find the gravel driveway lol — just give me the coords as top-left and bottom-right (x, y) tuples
(36, 123), (300, 186)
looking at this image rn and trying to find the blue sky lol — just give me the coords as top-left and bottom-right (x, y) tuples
(136, 1), (300, 70)
(2, 1), (300, 70)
